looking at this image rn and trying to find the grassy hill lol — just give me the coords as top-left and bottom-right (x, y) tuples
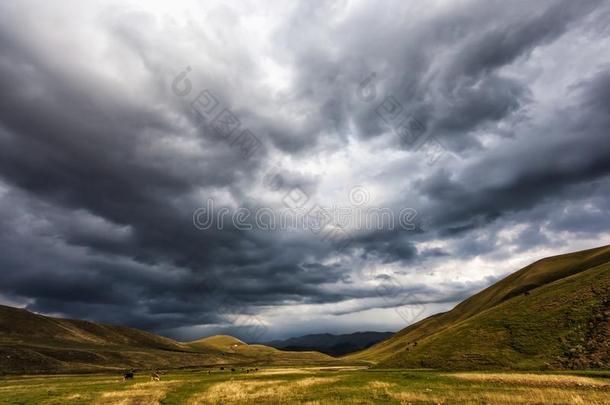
(186, 335), (335, 364)
(189, 335), (247, 349)
(0, 308), (340, 375)
(0, 305), (185, 350)
(348, 245), (610, 370)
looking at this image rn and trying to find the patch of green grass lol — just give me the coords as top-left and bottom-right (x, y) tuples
(1, 367), (609, 404)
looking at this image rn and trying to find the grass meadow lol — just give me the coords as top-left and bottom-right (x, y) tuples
(1, 367), (609, 404)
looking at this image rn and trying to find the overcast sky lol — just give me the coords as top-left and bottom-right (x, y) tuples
(1, 0), (609, 342)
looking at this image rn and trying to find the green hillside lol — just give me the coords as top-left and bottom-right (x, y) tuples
(349, 245), (610, 370)
(0, 305), (185, 350)
(0, 307), (340, 375)
(188, 335), (247, 349)
(186, 335), (336, 365)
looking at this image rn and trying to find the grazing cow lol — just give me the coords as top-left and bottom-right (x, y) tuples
(220, 367), (225, 371)
(150, 372), (160, 382)
(123, 371), (134, 381)
(231, 368), (235, 372)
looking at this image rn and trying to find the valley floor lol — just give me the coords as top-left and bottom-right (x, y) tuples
(0, 367), (609, 404)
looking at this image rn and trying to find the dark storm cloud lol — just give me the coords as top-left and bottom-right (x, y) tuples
(274, 0), (601, 151)
(0, 0), (609, 340)
(442, 0), (600, 78)
(351, 229), (419, 264)
(417, 68), (610, 234)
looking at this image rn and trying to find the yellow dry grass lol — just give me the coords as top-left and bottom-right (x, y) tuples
(388, 388), (610, 405)
(367, 380), (395, 389)
(93, 380), (181, 405)
(294, 377), (340, 388)
(447, 373), (610, 388)
(362, 376), (610, 405)
(187, 376), (340, 404)
(255, 366), (365, 376)
(66, 393), (82, 399)
(256, 368), (314, 376)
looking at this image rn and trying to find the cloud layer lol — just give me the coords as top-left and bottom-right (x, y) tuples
(0, 0), (609, 341)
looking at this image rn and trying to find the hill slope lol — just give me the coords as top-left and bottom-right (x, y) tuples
(0, 305), (184, 350)
(186, 335), (336, 364)
(266, 332), (394, 356)
(349, 245), (610, 370)
(0, 307), (340, 375)
(189, 335), (246, 348)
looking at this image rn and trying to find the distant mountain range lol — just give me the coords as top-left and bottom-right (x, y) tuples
(266, 331), (394, 356)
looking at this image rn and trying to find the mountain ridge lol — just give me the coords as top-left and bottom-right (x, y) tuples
(266, 331), (394, 356)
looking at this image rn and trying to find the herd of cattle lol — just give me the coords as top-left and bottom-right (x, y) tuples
(122, 367), (260, 381)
